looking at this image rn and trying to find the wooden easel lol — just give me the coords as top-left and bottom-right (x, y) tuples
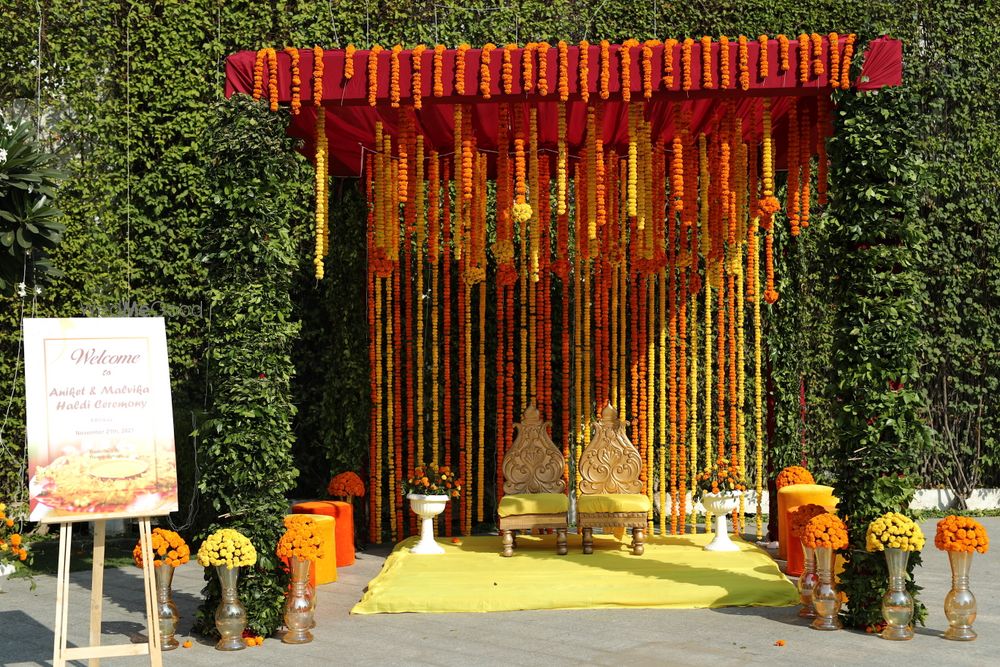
(52, 518), (163, 667)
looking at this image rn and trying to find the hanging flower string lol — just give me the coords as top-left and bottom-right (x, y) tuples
(411, 44), (425, 109)
(284, 47), (301, 114)
(368, 44), (382, 106)
(344, 44), (355, 80)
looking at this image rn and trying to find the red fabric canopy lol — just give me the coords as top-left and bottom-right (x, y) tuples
(225, 37), (902, 177)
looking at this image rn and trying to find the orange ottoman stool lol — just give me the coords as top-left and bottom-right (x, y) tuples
(292, 500), (356, 567)
(777, 484), (837, 565)
(282, 513), (337, 586)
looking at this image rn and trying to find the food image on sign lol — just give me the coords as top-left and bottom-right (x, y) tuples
(23, 318), (179, 523)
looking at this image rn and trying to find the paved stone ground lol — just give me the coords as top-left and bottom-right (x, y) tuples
(1, 518), (996, 666)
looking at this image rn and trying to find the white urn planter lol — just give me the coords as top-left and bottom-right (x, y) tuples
(701, 491), (742, 552)
(407, 494), (450, 555)
(0, 562), (15, 592)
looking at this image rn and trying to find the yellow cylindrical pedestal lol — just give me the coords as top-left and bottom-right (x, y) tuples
(777, 484), (837, 562)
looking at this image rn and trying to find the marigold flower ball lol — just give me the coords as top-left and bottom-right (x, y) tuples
(866, 512), (924, 552)
(935, 515), (989, 554)
(775, 465), (814, 489)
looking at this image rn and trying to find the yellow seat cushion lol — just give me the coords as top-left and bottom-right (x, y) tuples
(497, 493), (569, 518)
(578, 494), (651, 514)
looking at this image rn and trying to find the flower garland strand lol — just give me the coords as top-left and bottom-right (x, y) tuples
(786, 100), (800, 236)
(502, 44), (515, 95)
(663, 38), (677, 89)
(266, 48), (278, 111)
(252, 48), (265, 99)
(313, 51), (327, 279)
(841, 34), (856, 88)
(682, 38), (694, 91)
(719, 35), (731, 89)
(522, 42), (536, 92)
(777, 34), (789, 72)
(479, 43), (496, 99)
(578, 40), (590, 103)
(455, 43), (469, 95)
(700, 36), (713, 88)
(599, 40), (611, 100)
(797, 34), (810, 83)
(284, 47), (301, 114)
(368, 44), (382, 106)
(620, 39), (636, 103)
(738, 36), (749, 90)
(829, 33), (841, 89)
(811, 33), (824, 77)
(344, 44), (355, 80)
(537, 42), (551, 96)
(758, 34), (769, 79)
(411, 44), (425, 109)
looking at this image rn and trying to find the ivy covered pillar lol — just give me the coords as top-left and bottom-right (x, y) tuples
(195, 95), (301, 636)
(825, 85), (931, 630)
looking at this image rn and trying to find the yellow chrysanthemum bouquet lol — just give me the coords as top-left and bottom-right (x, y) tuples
(197, 528), (257, 569)
(866, 512), (925, 552)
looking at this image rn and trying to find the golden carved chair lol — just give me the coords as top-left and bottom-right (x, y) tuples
(576, 404), (651, 555)
(497, 405), (569, 557)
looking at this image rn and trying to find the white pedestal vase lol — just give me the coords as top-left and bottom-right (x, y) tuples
(0, 562), (15, 592)
(701, 491), (742, 552)
(407, 494), (449, 555)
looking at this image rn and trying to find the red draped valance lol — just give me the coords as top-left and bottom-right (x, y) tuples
(225, 37), (902, 177)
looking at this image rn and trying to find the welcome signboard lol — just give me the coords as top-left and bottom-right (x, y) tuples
(23, 318), (178, 523)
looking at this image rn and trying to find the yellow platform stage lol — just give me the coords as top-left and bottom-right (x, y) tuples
(352, 532), (797, 614)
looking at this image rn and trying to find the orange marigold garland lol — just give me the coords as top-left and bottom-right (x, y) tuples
(252, 48), (265, 99)
(522, 42), (536, 92)
(620, 39), (637, 103)
(829, 33), (841, 89)
(599, 40), (611, 100)
(663, 38), (678, 89)
(578, 39), (590, 103)
(455, 43), (470, 95)
(797, 33), (810, 83)
(502, 44), (516, 95)
(266, 48), (279, 111)
(479, 43), (496, 99)
(841, 33), (856, 88)
(777, 34), (790, 72)
(433, 44), (445, 96)
(758, 34), (769, 79)
(390, 44), (403, 108)
(284, 47), (301, 114)
(681, 38), (694, 91)
(786, 100), (800, 236)
(811, 32), (824, 77)
(558, 41), (570, 101)
(700, 36), (713, 88)
(411, 44), (426, 109)
(738, 36), (749, 90)
(344, 44), (356, 80)
(537, 42), (551, 96)
(641, 40), (655, 99)
(719, 35), (731, 89)
(368, 44), (382, 106)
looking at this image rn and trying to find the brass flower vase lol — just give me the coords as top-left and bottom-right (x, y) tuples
(943, 550), (977, 641)
(811, 546), (842, 631)
(880, 547), (914, 640)
(282, 557), (314, 644)
(797, 541), (818, 618)
(154, 564), (180, 650)
(214, 566), (247, 651)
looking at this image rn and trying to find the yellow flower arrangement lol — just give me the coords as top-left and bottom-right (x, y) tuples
(404, 462), (462, 499)
(935, 515), (989, 554)
(197, 528), (257, 569)
(803, 513), (849, 550)
(0, 502), (29, 564)
(133, 527), (190, 568)
(276, 515), (323, 561)
(866, 512), (925, 552)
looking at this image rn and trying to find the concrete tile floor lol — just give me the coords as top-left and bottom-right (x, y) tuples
(0, 518), (996, 666)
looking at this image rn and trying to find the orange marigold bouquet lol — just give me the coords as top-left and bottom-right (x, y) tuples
(803, 513), (849, 550)
(327, 471), (365, 498)
(935, 515), (989, 554)
(276, 515), (323, 561)
(132, 528), (190, 568)
(0, 502), (29, 565)
(790, 504), (828, 539)
(403, 462), (462, 499)
(693, 455), (746, 501)
(776, 465), (814, 489)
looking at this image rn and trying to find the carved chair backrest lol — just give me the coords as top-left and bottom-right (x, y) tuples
(578, 404), (643, 496)
(502, 405), (567, 495)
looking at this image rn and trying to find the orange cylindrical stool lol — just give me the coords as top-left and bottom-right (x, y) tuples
(292, 500), (356, 567)
(282, 513), (337, 586)
(785, 502), (839, 577)
(777, 484), (837, 566)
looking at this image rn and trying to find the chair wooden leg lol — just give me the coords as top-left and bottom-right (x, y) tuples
(556, 528), (568, 555)
(501, 529), (514, 557)
(582, 527), (594, 554)
(631, 527), (645, 556)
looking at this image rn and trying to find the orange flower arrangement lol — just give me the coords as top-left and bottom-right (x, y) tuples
(803, 513), (849, 550)
(328, 471), (365, 499)
(776, 465), (814, 489)
(693, 455), (746, 500)
(344, 44), (355, 80)
(935, 516), (990, 554)
(700, 35), (713, 88)
(681, 38), (693, 91)
(277, 515), (322, 561)
(284, 47), (301, 115)
(404, 462), (462, 499)
(758, 34), (769, 78)
(132, 528), (190, 568)
(0, 502), (28, 564)
(411, 44), (426, 109)
(578, 39), (590, 103)
(367, 44), (382, 106)
(663, 38), (677, 88)
(479, 43), (496, 99)
(790, 504), (828, 538)
(777, 34), (789, 72)
(433, 44), (445, 96)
